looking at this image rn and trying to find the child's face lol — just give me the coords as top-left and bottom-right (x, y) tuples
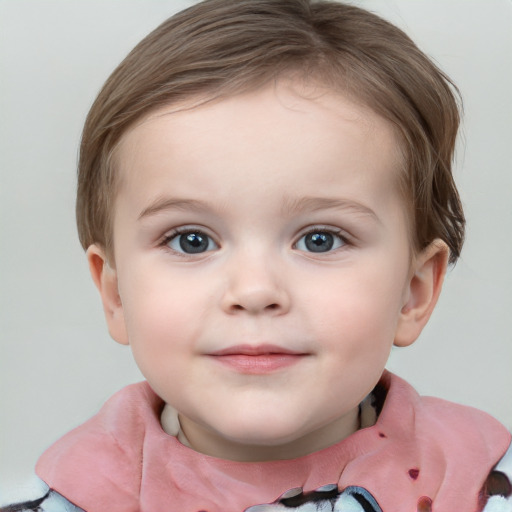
(90, 80), (445, 461)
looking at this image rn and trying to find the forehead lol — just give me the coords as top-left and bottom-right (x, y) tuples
(113, 81), (405, 221)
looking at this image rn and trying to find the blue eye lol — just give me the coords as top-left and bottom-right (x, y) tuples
(295, 230), (345, 253)
(166, 231), (218, 254)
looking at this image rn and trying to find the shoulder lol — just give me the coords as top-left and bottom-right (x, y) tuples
(245, 441), (512, 512)
(0, 490), (84, 512)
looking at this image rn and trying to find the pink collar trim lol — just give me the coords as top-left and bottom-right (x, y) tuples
(36, 371), (511, 512)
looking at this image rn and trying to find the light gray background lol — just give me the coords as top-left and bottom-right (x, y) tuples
(1, 0), (511, 504)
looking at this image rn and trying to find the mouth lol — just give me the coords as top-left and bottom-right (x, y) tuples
(207, 344), (308, 374)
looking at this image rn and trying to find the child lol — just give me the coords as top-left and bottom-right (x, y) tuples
(3, 0), (511, 511)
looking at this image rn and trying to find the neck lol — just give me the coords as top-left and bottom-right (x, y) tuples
(163, 406), (361, 462)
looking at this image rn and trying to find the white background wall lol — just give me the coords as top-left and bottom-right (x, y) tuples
(1, 0), (511, 503)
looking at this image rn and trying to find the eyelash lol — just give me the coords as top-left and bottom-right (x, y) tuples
(159, 225), (352, 256)
(293, 226), (351, 254)
(159, 227), (218, 256)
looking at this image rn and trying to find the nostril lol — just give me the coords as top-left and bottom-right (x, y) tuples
(222, 287), (289, 314)
(230, 302), (279, 312)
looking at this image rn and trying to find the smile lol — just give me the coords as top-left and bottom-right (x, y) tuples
(208, 344), (308, 374)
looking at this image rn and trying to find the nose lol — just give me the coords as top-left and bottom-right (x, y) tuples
(220, 252), (290, 315)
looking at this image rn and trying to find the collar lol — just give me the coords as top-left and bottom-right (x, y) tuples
(36, 371), (511, 512)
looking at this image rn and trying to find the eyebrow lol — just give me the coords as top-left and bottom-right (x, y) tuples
(138, 198), (211, 220)
(138, 195), (379, 222)
(281, 196), (379, 221)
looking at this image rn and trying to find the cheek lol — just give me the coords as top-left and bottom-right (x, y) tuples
(119, 269), (200, 351)
(126, 297), (191, 344)
(123, 291), (198, 397)
(308, 265), (406, 347)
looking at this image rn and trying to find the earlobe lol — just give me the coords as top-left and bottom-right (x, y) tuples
(86, 244), (129, 345)
(394, 240), (449, 347)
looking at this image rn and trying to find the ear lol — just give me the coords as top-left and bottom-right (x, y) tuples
(86, 244), (129, 345)
(394, 240), (449, 347)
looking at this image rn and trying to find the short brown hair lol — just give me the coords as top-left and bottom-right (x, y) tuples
(76, 0), (465, 263)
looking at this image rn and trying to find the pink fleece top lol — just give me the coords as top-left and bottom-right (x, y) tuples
(36, 371), (510, 512)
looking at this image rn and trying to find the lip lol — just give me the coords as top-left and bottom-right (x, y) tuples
(210, 344), (304, 357)
(208, 344), (308, 374)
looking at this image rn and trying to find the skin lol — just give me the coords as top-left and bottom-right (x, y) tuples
(88, 80), (448, 462)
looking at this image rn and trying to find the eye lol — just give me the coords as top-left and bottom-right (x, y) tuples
(165, 230), (218, 254)
(295, 230), (345, 253)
